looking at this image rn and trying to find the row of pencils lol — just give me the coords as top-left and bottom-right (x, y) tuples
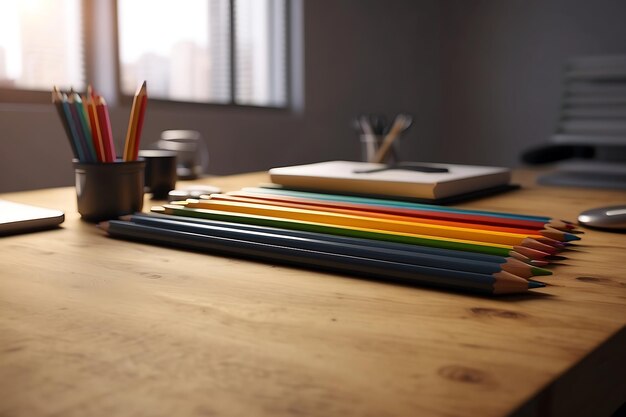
(100, 187), (583, 296)
(52, 81), (147, 163)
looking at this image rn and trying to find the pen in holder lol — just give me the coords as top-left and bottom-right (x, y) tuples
(359, 133), (382, 163)
(74, 159), (145, 222)
(355, 113), (412, 163)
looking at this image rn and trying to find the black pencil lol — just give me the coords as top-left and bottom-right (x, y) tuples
(100, 220), (545, 295)
(128, 213), (551, 278)
(139, 211), (539, 264)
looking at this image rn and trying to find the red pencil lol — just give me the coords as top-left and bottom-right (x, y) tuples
(228, 190), (574, 232)
(207, 193), (560, 238)
(96, 96), (116, 162)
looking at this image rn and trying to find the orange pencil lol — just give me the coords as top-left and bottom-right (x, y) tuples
(123, 81), (147, 161)
(132, 87), (147, 160)
(85, 87), (105, 162)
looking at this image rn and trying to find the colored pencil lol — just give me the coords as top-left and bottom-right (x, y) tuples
(52, 87), (80, 160)
(85, 86), (105, 162)
(241, 187), (578, 230)
(100, 220), (545, 295)
(206, 193), (567, 239)
(154, 204), (552, 260)
(68, 92), (97, 162)
(125, 213), (551, 278)
(96, 96), (116, 162)
(123, 81), (147, 161)
(136, 211), (549, 266)
(176, 199), (580, 246)
(132, 86), (148, 160)
(225, 190), (578, 234)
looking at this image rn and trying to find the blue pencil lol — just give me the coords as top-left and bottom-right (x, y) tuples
(52, 88), (79, 160)
(101, 219), (545, 295)
(129, 212), (551, 277)
(67, 93), (94, 162)
(58, 92), (87, 161)
(69, 92), (97, 162)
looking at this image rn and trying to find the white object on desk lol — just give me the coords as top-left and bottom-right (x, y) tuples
(269, 160), (511, 200)
(0, 200), (64, 235)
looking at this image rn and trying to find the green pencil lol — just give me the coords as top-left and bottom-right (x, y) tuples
(155, 205), (517, 257)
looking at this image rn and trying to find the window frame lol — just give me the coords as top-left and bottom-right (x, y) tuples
(0, 0), (292, 111)
(114, 0), (291, 109)
(0, 0), (90, 104)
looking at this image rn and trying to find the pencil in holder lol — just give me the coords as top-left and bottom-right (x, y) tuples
(73, 159), (146, 222)
(360, 134), (400, 163)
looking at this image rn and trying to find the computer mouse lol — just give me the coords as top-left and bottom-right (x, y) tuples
(578, 205), (626, 231)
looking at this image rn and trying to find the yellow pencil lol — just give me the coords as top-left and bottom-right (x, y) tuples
(177, 199), (545, 246)
(123, 81), (147, 161)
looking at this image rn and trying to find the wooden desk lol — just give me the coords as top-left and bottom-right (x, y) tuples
(1, 171), (624, 417)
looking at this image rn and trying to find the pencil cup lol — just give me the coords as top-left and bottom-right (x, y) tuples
(73, 159), (146, 222)
(138, 150), (177, 200)
(360, 134), (380, 162)
(359, 134), (400, 164)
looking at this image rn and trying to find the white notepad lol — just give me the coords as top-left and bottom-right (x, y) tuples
(0, 200), (65, 236)
(269, 161), (512, 200)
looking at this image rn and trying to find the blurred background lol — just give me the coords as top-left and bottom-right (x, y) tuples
(1, 0), (625, 192)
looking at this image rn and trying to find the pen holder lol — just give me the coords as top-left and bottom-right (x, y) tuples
(359, 134), (400, 164)
(360, 134), (380, 162)
(73, 159), (146, 222)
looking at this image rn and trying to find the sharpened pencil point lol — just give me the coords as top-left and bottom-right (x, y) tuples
(528, 280), (545, 289)
(563, 233), (581, 242)
(531, 266), (552, 276)
(97, 221), (110, 232)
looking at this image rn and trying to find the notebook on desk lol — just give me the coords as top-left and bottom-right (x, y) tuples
(0, 200), (65, 236)
(268, 161), (515, 204)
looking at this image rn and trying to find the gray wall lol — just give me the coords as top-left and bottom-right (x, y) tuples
(2, 0), (625, 193)
(438, 0), (626, 166)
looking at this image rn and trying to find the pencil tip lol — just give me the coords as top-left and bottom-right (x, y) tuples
(528, 280), (546, 289)
(97, 221), (110, 232)
(531, 266), (553, 276)
(563, 233), (581, 242)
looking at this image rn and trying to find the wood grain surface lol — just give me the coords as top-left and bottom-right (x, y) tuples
(0, 170), (624, 417)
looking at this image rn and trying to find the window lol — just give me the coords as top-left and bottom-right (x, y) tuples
(117, 0), (288, 107)
(0, 0), (85, 91)
(0, 0), (289, 109)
